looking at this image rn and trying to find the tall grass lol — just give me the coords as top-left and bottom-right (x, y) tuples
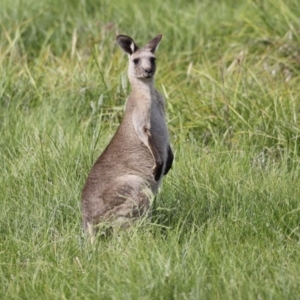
(1, 0), (300, 299)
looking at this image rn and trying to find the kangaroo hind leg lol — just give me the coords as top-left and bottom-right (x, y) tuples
(102, 176), (153, 228)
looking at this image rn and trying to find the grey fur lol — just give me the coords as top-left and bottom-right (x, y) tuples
(81, 34), (173, 233)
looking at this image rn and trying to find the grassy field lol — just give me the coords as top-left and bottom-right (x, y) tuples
(1, 0), (300, 299)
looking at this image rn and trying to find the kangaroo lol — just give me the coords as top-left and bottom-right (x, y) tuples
(81, 34), (173, 234)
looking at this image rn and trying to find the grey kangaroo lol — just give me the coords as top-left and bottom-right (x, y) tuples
(82, 34), (173, 234)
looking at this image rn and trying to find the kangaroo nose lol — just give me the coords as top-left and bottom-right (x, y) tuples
(145, 68), (153, 75)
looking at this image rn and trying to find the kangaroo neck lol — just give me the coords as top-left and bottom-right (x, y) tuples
(130, 77), (155, 101)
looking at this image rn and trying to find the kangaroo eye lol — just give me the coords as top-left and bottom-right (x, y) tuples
(150, 57), (156, 64)
(133, 58), (140, 65)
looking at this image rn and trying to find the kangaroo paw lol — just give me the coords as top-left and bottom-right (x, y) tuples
(152, 161), (163, 181)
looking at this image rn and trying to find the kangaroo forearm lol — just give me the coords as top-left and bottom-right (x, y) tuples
(164, 145), (174, 175)
(147, 135), (163, 180)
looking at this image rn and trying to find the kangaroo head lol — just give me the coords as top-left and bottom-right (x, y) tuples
(116, 34), (162, 81)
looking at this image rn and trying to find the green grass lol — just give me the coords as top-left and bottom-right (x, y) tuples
(1, 0), (300, 298)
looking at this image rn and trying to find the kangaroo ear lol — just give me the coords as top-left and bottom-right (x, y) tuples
(116, 35), (139, 55)
(145, 34), (162, 53)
